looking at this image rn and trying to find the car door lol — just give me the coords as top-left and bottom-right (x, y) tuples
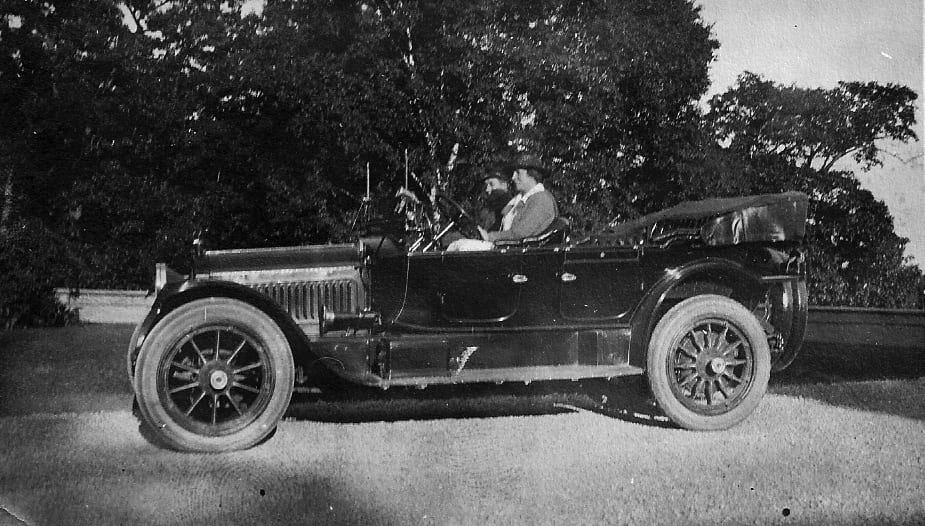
(373, 250), (445, 329)
(438, 249), (523, 325)
(517, 245), (567, 326)
(559, 245), (642, 322)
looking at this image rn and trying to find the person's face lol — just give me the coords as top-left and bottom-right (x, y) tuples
(484, 176), (507, 194)
(511, 168), (533, 193)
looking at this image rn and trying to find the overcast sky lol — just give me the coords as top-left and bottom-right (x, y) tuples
(697, 0), (925, 265)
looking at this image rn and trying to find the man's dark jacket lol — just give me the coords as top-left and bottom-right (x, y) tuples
(478, 189), (512, 231)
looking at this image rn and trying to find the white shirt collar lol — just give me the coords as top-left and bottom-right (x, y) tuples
(522, 182), (545, 201)
(510, 183), (545, 206)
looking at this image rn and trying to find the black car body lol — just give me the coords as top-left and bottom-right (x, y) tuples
(128, 191), (809, 452)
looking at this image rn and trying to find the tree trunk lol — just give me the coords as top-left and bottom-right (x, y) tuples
(0, 167), (12, 237)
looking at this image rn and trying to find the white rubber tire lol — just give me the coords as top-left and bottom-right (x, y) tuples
(133, 298), (294, 452)
(647, 294), (770, 431)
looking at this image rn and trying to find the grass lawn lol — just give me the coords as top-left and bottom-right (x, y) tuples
(0, 324), (134, 416)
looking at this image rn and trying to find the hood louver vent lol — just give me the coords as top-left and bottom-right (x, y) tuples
(251, 280), (356, 323)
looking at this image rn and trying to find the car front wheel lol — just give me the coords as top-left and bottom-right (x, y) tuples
(133, 298), (294, 452)
(647, 294), (770, 431)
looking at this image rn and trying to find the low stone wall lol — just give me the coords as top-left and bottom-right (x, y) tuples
(804, 306), (925, 350)
(55, 288), (153, 325)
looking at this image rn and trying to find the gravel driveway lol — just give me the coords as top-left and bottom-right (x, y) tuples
(0, 326), (923, 525)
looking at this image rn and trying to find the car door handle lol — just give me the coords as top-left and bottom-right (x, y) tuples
(561, 272), (577, 282)
(512, 274), (529, 284)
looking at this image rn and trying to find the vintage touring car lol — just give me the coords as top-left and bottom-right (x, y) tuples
(128, 190), (809, 452)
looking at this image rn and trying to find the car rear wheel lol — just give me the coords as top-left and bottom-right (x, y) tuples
(133, 298), (294, 452)
(647, 294), (770, 431)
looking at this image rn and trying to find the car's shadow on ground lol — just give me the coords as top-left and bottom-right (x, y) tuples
(286, 374), (674, 428)
(286, 342), (925, 426)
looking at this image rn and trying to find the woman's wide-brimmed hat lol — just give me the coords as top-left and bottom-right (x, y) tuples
(509, 153), (549, 178)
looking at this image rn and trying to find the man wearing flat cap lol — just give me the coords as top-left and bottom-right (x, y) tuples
(440, 165), (511, 248)
(477, 165), (513, 232)
(448, 153), (558, 251)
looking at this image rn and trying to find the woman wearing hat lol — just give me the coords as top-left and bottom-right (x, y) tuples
(448, 153), (557, 251)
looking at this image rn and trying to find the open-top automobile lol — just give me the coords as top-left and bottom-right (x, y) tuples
(128, 190), (809, 452)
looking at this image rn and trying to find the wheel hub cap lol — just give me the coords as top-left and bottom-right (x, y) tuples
(708, 357), (727, 375)
(209, 370), (229, 390)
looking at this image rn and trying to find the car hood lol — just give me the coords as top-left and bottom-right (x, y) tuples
(199, 243), (362, 273)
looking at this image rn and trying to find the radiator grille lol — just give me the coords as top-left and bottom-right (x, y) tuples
(251, 280), (356, 322)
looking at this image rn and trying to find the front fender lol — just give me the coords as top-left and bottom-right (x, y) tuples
(126, 279), (316, 380)
(627, 257), (765, 368)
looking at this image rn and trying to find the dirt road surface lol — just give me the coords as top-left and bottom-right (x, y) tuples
(0, 325), (923, 525)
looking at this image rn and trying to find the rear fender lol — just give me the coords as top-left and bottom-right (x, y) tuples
(628, 258), (764, 368)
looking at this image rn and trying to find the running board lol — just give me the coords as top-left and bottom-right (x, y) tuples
(382, 364), (644, 388)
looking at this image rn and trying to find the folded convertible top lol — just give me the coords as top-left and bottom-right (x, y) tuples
(602, 191), (809, 247)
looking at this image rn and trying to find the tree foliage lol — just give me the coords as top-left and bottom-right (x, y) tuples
(706, 73), (923, 307)
(0, 1), (921, 327)
(804, 171), (923, 308)
(708, 72), (918, 173)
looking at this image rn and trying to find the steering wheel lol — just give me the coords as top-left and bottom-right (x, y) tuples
(398, 189), (479, 251)
(435, 193), (474, 224)
(415, 193), (478, 251)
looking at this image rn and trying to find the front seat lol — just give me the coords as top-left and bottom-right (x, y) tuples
(496, 217), (571, 248)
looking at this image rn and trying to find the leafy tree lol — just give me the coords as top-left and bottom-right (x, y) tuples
(1, 0), (136, 326)
(437, 0), (719, 224)
(708, 71), (918, 174)
(8, 0), (920, 322)
(706, 73), (923, 307)
(99, 0), (720, 253)
(1, 1), (119, 232)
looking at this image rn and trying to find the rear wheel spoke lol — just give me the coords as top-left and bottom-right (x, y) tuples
(679, 339), (699, 359)
(722, 369), (743, 384)
(691, 331), (706, 353)
(678, 371), (698, 389)
(705, 324), (718, 350)
(705, 380), (716, 404)
(688, 377), (703, 398)
(719, 341), (741, 357)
